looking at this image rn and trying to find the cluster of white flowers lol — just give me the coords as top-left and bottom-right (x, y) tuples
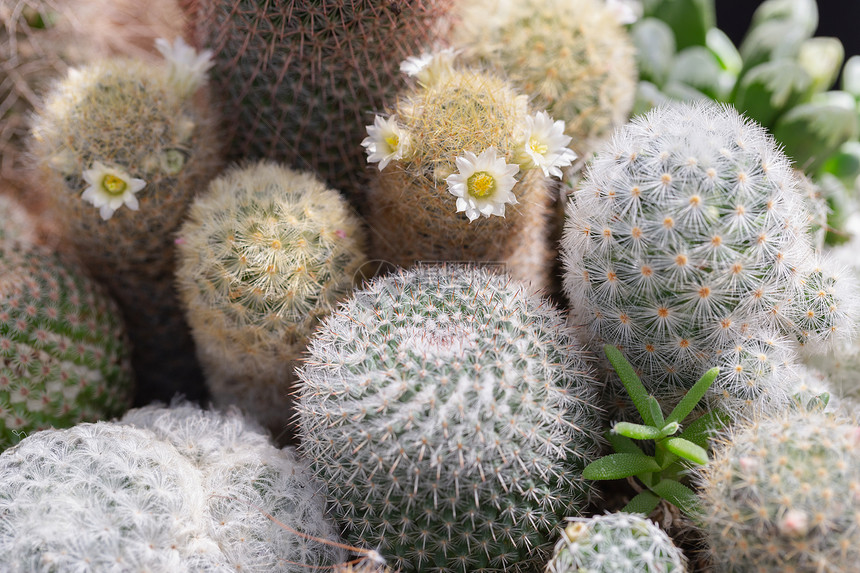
(155, 36), (214, 99)
(399, 47), (458, 85)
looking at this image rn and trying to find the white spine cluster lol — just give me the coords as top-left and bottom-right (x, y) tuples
(297, 264), (604, 573)
(546, 512), (687, 573)
(561, 101), (856, 414)
(0, 403), (344, 572)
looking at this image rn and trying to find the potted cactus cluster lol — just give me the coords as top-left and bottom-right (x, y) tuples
(2, 0), (860, 571)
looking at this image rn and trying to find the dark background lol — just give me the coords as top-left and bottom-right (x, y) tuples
(715, 1), (860, 64)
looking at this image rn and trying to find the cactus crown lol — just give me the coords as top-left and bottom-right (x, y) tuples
(561, 100), (855, 412)
(0, 404), (345, 571)
(297, 264), (604, 572)
(546, 512), (687, 573)
(695, 407), (860, 572)
(0, 246), (132, 450)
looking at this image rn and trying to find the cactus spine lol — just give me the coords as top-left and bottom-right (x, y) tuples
(297, 264), (604, 572)
(176, 161), (367, 438)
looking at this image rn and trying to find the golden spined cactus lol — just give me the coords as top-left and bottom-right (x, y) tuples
(365, 64), (576, 291)
(450, 0), (637, 163)
(29, 41), (222, 403)
(176, 162), (367, 441)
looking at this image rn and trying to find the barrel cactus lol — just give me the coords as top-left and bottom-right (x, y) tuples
(0, 402), (346, 572)
(451, 0), (637, 161)
(297, 264), (604, 572)
(29, 39), (222, 402)
(546, 512), (687, 573)
(695, 407), (860, 572)
(366, 62), (574, 289)
(176, 161), (367, 437)
(560, 100), (856, 415)
(0, 244), (133, 451)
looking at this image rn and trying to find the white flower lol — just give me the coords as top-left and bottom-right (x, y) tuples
(399, 48), (457, 85)
(361, 115), (411, 170)
(519, 111), (578, 178)
(606, 0), (642, 25)
(155, 36), (214, 98)
(81, 162), (146, 220)
(445, 148), (519, 222)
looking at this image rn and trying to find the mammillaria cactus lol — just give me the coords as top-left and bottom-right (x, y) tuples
(0, 402), (346, 572)
(546, 512), (687, 573)
(176, 161), (367, 438)
(695, 407), (860, 572)
(297, 264), (604, 572)
(0, 193), (37, 246)
(184, 0), (454, 209)
(0, 244), (133, 451)
(451, 0), (638, 162)
(561, 100), (855, 414)
(366, 62), (575, 289)
(29, 39), (222, 402)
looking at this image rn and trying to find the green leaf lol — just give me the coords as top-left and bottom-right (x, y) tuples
(668, 46), (731, 100)
(643, 0), (715, 50)
(608, 432), (646, 456)
(651, 479), (702, 516)
(774, 102), (859, 173)
(678, 410), (728, 449)
(583, 453), (662, 481)
(842, 55), (860, 97)
(632, 18), (676, 85)
(647, 396), (665, 427)
(664, 437), (709, 465)
(732, 60), (812, 128)
(706, 28), (742, 75)
(604, 345), (654, 426)
(658, 421), (680, 439)
(820, 141), (860, 188)
(623, 490), (662, 515)
(666, 367), (719, 425)
(798, 37), (845, 94)
(614, 422), (662, 441)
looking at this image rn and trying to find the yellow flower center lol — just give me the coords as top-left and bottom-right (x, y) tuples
(467, 171), (496, 198)
(101, 174), (128, 196)
(384, 133), (399, 151)
(528, 137), (548, 156)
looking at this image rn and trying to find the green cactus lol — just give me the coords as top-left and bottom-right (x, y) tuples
(176, 161), (367, 438)
(0, 402), (346, 571)
(560, 101), (856, 417)
(366, 64), (572, 290)
(29, 45), (222, 403)
(546, 512), (687, 573)
(184, 0), (454, 210)
(451, 0), (637, 162)
(0, 244), (133, 451)
(297, 264), (604, 572)
(695, 407), (860, 572)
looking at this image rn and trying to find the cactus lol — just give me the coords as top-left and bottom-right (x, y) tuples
(184, 0), (454, 210)
(695, 407), (860, 572)
(450, 0), (637, 162)
(29, 45), (222, 403)
(175, 161), (367, 438)
(560, 100), (856, 415)
(0, 243), (133, 451)
(0, 193), (37, 246)
(297, 264), (604, 573)
(0, 402), (346, 572)
(366, 64), (574, 290)
(545, 512), (687, 573)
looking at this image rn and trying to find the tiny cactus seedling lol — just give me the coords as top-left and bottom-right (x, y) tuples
(185, 0), (454, 210)
(176, 161), (367, 437)
(297, 264), (604, 572)
(0, 403), (346, 572)
(451, 0), (637, 162)
(29, 39), (222, 402)
(583, 346), (723, 517)
(695, 407), (860, 572)
(0, 244), (133, 451)
(561, 100), (856, 415)
(546, 512), (687, 573)
(366, 62), (575, 289)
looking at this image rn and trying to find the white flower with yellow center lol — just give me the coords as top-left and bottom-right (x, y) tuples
(519, 111), (578, 178)
(399, 48), (457, 85)
(446, 148), (519, 222)
(155, 36), (214, 98)
(362, 115), (411, 170)
(81, 162), (146, 220)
